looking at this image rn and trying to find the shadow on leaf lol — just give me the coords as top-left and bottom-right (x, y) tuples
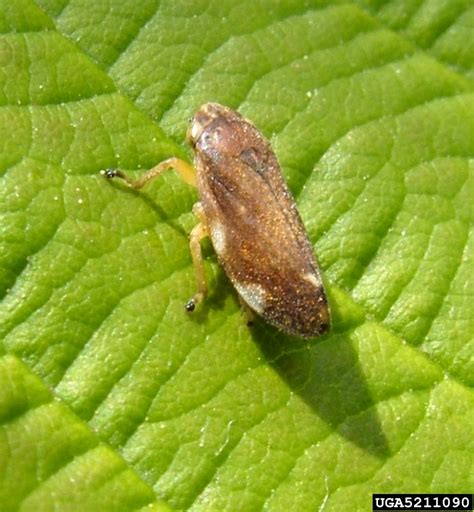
(251, 296), (391, 459)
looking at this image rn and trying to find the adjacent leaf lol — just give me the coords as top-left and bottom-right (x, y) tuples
(0, 355), (170, 511)
(0, 0), (472, 510)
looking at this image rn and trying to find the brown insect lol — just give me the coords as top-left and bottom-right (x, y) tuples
(102, 103), (330, 338)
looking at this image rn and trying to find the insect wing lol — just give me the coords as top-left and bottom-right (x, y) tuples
(192, 104), (329, 337)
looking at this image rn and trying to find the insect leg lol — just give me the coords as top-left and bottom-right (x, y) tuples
(186, 217), (209, 312)
(101, 157), (196, 188)
(192, 202), (206, 223)
(238, 295), (255, 326)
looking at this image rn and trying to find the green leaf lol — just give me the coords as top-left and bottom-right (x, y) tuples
(1, 1), (472, 511)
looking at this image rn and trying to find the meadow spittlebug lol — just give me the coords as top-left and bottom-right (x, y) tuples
(102, 103), (330, 338)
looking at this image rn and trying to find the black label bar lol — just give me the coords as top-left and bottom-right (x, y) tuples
(373, 494), (472, 511)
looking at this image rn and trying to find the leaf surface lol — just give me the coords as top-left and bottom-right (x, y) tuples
(0, 1), (473, 510)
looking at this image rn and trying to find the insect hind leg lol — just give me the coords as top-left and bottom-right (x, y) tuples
(238, 295), (255, 326)
(101, 157), (196, 189)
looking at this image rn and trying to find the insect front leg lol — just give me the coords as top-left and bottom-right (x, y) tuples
(186, 205), (210, 312)
(101, 157), (196, 188)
